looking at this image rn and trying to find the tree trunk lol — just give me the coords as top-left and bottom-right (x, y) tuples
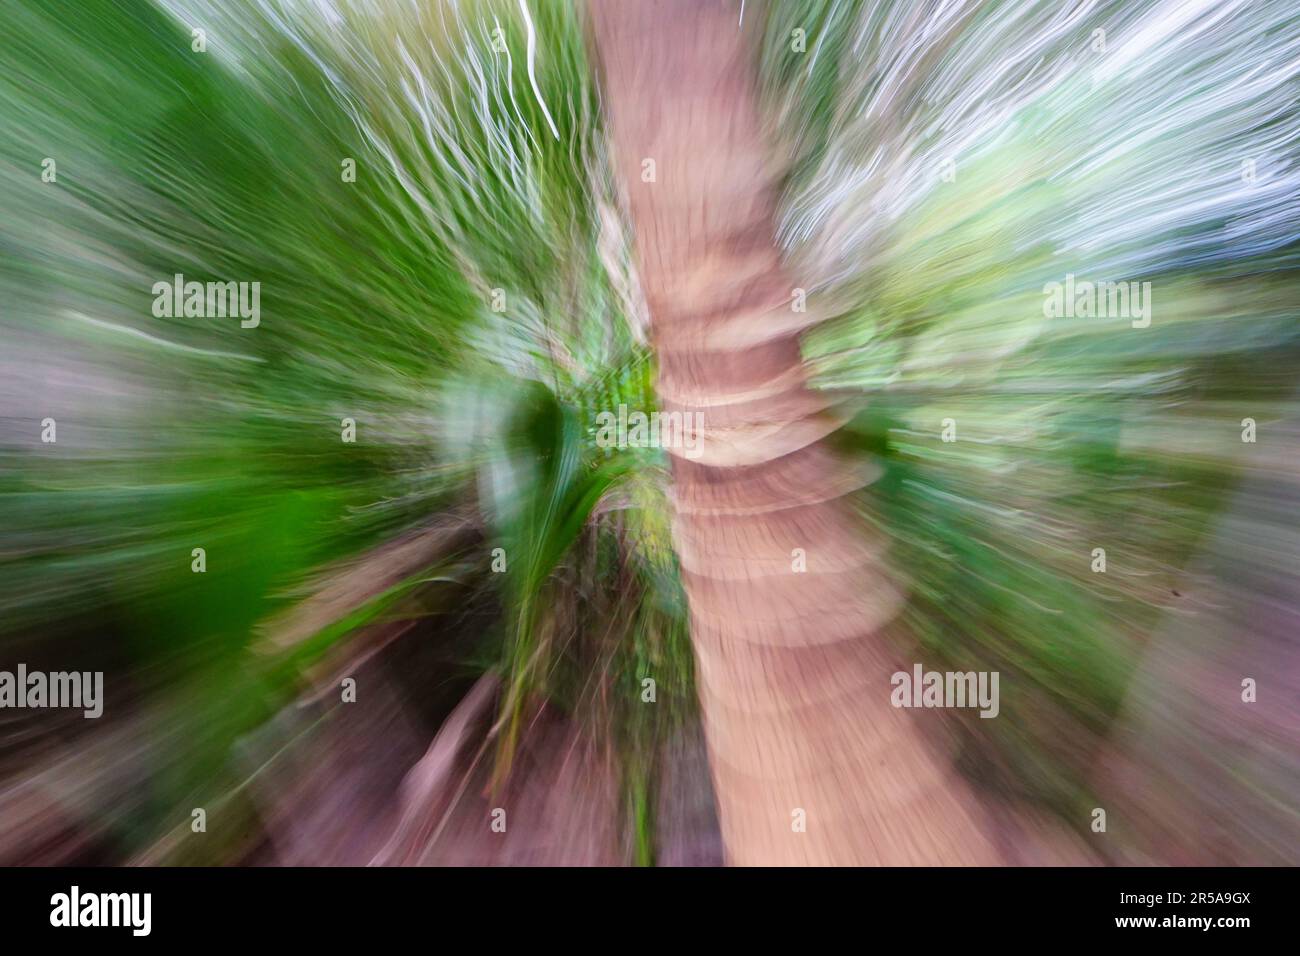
(591, 0), (1001, 863)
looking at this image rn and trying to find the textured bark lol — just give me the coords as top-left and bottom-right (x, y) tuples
(592, 0), (1001, 864)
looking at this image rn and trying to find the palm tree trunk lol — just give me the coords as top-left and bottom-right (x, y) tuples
(592, 0), (1001, 864)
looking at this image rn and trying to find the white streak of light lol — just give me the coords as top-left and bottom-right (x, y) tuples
(517, 0), (560, 140)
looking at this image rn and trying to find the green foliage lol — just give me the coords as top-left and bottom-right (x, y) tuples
(0, 0), (679, 860)
(765, 0), (1300, 815)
